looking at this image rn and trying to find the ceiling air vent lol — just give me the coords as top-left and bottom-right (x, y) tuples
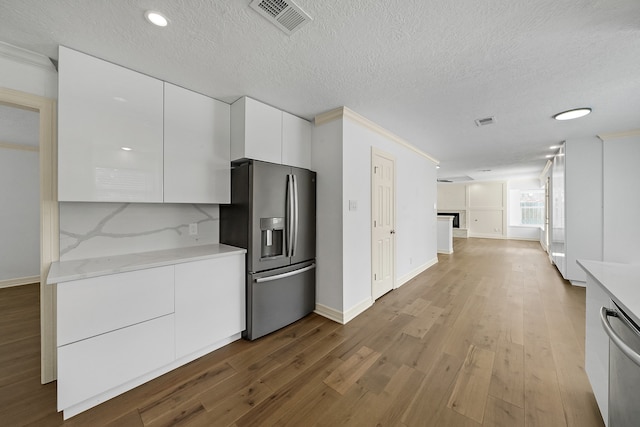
(474, 116), (496, 127)
(249, 0), (312, 35)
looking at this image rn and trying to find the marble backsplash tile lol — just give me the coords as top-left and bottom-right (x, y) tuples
(60, 202), (220, 261)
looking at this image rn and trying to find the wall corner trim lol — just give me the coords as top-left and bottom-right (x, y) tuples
(314, 106), (439, 164)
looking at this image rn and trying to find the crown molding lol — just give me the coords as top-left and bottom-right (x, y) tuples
(598, 129), (640, 141)
(0, 42), (55, 71)
(314, 106), (439, 164)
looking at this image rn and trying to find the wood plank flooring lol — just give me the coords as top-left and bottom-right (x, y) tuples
(0, 238), (605, 426)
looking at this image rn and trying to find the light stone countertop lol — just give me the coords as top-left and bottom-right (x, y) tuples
(47, 243), (246, 284)
(578, 259), (640, 325)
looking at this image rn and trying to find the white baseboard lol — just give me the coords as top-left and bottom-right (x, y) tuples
(396, 257), (438, 288)
(506, 237), (540, 242)
(314, 303), (344, 324)
(468, 233), (507, 240)
(570, 280), (586, 288)
(0, 275), (39, 289)
(315, 297), (373, 325)
(437, 249), (454, 254)
(453, 228), (468, 238)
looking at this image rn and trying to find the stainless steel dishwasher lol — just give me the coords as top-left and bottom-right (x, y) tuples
(601, 302), (640, 427)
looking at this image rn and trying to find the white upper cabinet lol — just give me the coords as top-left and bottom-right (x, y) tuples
(164, 83), (230, 203)
(231, 96), (312, 169)
(282, 111), (311, 169)
(231, 96), (282, 164)
(58, 46), (164, 202)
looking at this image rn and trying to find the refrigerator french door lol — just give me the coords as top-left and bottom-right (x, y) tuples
(220, 160), (316, 340)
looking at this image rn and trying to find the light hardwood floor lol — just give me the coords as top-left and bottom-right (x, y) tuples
(0, 238), (604, 426)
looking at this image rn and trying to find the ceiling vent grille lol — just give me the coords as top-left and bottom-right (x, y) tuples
(474, 116), (496, 127)
(250, 0), (312, 35)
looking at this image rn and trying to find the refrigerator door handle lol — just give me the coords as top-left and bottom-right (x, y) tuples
(255, 264), (316, 283)
(292, 173), (299, 257)
(284, 174), (292, 257)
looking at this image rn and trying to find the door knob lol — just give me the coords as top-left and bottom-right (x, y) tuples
(390, 230), (395, 234)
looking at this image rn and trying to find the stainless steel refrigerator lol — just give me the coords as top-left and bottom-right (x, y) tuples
(220, 160), (316, 340)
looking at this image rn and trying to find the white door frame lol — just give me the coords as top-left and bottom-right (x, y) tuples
(371, 147), (396, 300)
(0, 87), (59, 383)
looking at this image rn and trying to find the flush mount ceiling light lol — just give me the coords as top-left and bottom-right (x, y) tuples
(553, 108), (592, 121)
(145, 11), (169, 27)
(121, 146), (132, 151)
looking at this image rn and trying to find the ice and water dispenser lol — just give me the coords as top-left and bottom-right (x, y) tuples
(260, 217), (284, 259)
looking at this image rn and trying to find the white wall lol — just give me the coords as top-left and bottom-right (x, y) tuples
(311, 119), (344, 311)
(507, 178), (543, 241)
(438, 181), (507, 238)
(0, 43), (56, 286)
(565, 138), (603, 282)
(0, 147), (40, 282)
(313, 109), (438, 322)
(342, 119), (438, 312)
(603, 134), (640, 263)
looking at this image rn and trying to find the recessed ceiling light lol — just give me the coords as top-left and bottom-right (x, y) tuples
(145, 11), (169, 27)
(546, 154), (554, 158)
(553, 108), (592, 121)
(121, 147), (132, 151)
(549, 145), (560, 149)
(436, 165), (440, 169)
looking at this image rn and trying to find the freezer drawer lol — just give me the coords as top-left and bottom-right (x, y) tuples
(246, 261), (315, 340)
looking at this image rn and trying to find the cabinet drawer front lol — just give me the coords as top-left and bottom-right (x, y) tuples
(57, 314), (175, 410)
(57, 266), (174, 346)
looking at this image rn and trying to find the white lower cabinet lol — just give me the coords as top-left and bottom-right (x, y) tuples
(585, 274), (611, 426)
(175, 256), (245, 359)
(55, 252), (245, 418)
(57, 314), (175, 410)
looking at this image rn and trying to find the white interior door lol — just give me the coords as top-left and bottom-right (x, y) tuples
(371, 148), (395, 300)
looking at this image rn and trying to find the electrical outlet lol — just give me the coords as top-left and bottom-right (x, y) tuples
(189, 223), (198, 235)
(349, 200), (358, 211)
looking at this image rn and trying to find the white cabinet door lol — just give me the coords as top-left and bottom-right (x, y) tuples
(231, 96), (282, 164)
(57, 314), (175, 410)
(164, 83), (231, 203)
(282, 111), (311, 169)
(585, 276), (611, 425)
(57, 266), (174, 346)
(175, 255), (245, 359)
(58, 46), (164, 202)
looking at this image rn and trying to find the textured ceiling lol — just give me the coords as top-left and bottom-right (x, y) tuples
(1, 0), (639, 181)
